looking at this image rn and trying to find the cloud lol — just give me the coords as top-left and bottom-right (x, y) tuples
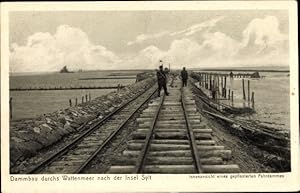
(127, 16), (224, 46)
(238, 15), (289, 65)
(170, 16), (224, 36)
(121, 45), (165, 69)
(163, 32), (240, 68)
(127, 31), (169, 46)
(10, 15), (288, 72)
(124, 36), (233, 69)
(10, 25), (120, 72)
(126, 16), (288, 69)
(242, 16), (287, 49)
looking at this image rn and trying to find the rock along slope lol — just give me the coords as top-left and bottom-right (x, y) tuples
(10, 74), (155, 167)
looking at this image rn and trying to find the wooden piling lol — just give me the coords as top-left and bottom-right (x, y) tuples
(199, 74), (201, 86)
(228, 89), (231, 99)
(89, 93), (91, 101)
(231, 91), (234, 102)
(248, 80), (250, 102)
(69, 99), (72, 107)
(251, 91), (255, 108)
(212, 80), (215, 99)
(209, 74), (212, 90)
(9, 97), (13, 119)
(82, 96), (84, 103)
(203, 74), (205, 88)
(204, 74), (206, 88)
(242, 79), (246, 100)
(206, 73), (208, 89)
(221, 76), (223, 91)
(75, 98), (78, 106)
(86, 94), (88, 102)
(199, 73), (201, 86)
(208, 74), (210, 90)
(207, 74), (209, 89)
(224, 77), (227, 97)
(217, 76), (220, 93)
(205, 73), (208, 89)
(220, 76), (223, 97)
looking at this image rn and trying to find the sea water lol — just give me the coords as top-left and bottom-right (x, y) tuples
(9, 71), (137, 120)
(224, 72), (290, 130)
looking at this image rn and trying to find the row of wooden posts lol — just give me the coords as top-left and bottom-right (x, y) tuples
(9, 85), (124, 119)
(199, 72), (258, 79)
(68, 84), (122, 107)
(197, 72), (255, 108)
(198, 73), (231, 100)
(69, 93), (91, 107)
(242, 79), (255, 105)
(9, 94), (94, 119)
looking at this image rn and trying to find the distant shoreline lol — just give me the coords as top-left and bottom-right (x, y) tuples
(194, 69), (289, 73)
(9, 69), (152, 77)
(9, 67), (289, 76)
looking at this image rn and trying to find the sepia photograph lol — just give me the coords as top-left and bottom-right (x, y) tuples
(1, 1), (299, 193)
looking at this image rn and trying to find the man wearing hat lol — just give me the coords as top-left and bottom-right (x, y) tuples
(156, 63), (169, 97)
(181, 67), (188, 87)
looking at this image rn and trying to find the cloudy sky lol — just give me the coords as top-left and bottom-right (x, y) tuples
(9, 10), (289, 72)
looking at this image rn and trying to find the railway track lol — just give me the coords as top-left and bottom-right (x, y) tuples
(26, 82), (158, 174)
(107, 78), (240, 173)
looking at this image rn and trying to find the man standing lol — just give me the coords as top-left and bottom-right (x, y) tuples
(157, 65), (169, 97)
(181, 67), (188, 87)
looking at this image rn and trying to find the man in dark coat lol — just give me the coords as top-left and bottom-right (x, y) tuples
(157, 65), (169, 97)
(181, 67), (188, 87)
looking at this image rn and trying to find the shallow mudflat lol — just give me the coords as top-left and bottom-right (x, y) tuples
(9, 70), (138, 120)
(10, 89), (113, 120)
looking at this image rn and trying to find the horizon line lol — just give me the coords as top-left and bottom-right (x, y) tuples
(10, 66), (290, 74)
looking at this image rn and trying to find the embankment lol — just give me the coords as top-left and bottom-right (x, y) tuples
(9, 73), (155, 167)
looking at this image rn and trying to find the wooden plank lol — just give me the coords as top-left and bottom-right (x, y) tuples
(127, 139), (215, 145)
(202, 164), (240, 173)
(108, 164), (239, 173)
(123, 150), (192, 157)
(133, 93), (165, 173)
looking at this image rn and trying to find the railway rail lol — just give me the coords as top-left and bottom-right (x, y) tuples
(107, 78), (240, 173)
(26, 81), (158, 174)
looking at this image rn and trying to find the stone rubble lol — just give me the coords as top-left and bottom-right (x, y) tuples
(10, 75), (155, 167)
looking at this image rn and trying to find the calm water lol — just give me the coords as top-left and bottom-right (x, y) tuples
(228, 72), (290, 130)
(10, 89), (113, 120)
(10, 71), (139, 89)
(9, 71), (138, 120)
(10, 70), (291, 131)
(196, 71), (290, 130)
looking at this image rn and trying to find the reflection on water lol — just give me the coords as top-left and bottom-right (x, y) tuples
(227, 72), (290, 130)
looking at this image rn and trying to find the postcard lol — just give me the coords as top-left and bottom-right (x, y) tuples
(1, 1), (299, 192)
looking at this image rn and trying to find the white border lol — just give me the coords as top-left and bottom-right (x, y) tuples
(1, 1), (299, 192)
